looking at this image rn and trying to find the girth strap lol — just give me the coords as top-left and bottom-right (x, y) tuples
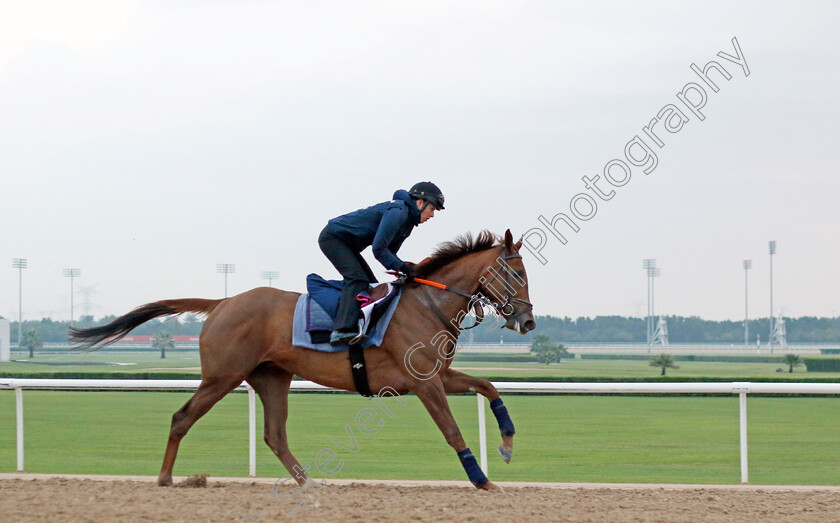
(348, 344), (373, 398)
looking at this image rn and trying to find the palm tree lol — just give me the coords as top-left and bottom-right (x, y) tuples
(534, 345), (570, 365)
(531, 334), (569, 365)
(782, 354), (802, 373)
(20, 328), (43, 358)
(153, 332), (174, 359)
(530, 334), (553, 353)
(650, 354), (679, 376)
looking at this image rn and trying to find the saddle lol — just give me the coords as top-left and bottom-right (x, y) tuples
(293, 274), (402, 348)
(293, 274), (404, 398)
(306, 274), (393, 319)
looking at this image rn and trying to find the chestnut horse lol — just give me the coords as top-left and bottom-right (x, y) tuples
(70, 230), (536, 490)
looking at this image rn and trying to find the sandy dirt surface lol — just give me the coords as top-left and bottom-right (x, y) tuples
(1, 475), (839, 522)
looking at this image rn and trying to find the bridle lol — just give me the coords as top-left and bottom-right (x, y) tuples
(481, 251), (535, 321)
(411, 247), (534, 332)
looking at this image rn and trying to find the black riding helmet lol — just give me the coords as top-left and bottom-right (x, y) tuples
(408, 181), (445, 210)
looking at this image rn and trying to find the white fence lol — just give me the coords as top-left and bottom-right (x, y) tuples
(2, 379), (839, 484)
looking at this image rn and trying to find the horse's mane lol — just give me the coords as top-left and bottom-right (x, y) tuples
(414, 230), (500, 278)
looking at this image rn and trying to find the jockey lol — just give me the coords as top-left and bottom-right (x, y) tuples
(319, 181), (445, 346)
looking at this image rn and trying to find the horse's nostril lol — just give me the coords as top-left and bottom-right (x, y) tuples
(523, 320), (536, 332)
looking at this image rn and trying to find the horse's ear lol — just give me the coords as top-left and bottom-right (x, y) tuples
(504, 229), (513, 250)
(515, 235), (523, 250)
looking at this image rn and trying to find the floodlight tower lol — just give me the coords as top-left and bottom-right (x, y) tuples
(12, 258), (27, 345)
(62, 268), (81, 325)
(743, 259), (752, 345)
(216, 263), (236, 298)
(650, 266), (661, 332)
(642, 259), (659, 349)
(260, 271), (280, 288)
(768, 241), (777, 353)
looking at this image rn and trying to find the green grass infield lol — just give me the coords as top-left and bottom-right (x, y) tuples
(1, 390), (838, 485)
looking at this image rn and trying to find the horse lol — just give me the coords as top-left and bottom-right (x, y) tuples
(69, 229), (536, 490)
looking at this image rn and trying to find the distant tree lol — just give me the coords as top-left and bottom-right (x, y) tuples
(182, 314), (203, 335)
(11, 312), (840, 344)
(153, 332), (174, 359)
(650, 354), (679, 376)
(75, 315), (97, 329)
(530, 334), (553, 353)
(533, 346), (563, 365)
(530, 334), (569, 365)
(782, 354), (802, 373)
(20, 328), (43, 358)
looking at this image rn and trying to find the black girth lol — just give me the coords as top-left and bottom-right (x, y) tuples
(348, 344), (373, 397)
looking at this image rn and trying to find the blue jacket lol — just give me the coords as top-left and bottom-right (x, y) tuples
(323, 190), (421, 272)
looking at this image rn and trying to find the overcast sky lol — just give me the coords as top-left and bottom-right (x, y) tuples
(1, 0), (838, 324)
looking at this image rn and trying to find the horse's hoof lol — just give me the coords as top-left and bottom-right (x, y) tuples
(157, 477), (173, 487)
(498, 445), (512, 464)
(302, 478), (326, 491)
(480, 481), (505, 492)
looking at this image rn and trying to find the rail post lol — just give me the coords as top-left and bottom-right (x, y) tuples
(16, 387), (24, 471)
(248, 387), (256, 477)
(739, 391), (749, 483)
(477, 394), (488, 475)
(731, 382), (750, 484)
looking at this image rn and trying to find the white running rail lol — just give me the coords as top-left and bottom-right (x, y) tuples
(1, 379), (839, 484)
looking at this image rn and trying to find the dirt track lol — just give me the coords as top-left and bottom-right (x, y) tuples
(2, 476), (839, 522)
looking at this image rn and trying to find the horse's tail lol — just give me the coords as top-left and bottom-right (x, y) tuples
(69, 298), (223, 351)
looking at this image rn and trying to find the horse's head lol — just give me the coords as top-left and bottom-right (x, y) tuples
(412, 229), (536, 335)
(478, 229), (536, 334)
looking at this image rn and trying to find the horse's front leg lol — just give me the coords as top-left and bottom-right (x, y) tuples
(409, 377), (502, 491)
(440, 368), (515, 464)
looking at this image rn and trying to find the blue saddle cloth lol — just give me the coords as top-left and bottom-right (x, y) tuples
(291, 273), (402, 352)
(305, 273), (344, 318)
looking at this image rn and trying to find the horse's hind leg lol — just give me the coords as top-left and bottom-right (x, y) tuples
(157, 376), (242, 486)
(247, 363), (320, 488)
(440, 368), (515, 464)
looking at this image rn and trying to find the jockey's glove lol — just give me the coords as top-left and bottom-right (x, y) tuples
(400, 261), (417, 279)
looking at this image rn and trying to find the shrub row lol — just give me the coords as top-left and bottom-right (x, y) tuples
(449, 353), (802, 364)
(11, 348), (199, 354)
(804, 358), (840, 372)
(452, 353), (537, 363)
(3, 371), (839, 383)
(0, 371), (203, 380)
(475, 376), (840, 383)
(579, 354), (787, 363)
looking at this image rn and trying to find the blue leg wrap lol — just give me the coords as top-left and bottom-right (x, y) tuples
(457, 448), (488, 488)
(490, 398), (516, 437)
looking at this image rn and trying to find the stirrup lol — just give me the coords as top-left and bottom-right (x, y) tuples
(348, 318), (368, 345)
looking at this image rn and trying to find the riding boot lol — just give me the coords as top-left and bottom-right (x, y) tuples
(330, 280), (367, 345)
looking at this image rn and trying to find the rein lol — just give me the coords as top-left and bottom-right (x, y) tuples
(412, 277), (475, 300)
(417, 283), (486, 331)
